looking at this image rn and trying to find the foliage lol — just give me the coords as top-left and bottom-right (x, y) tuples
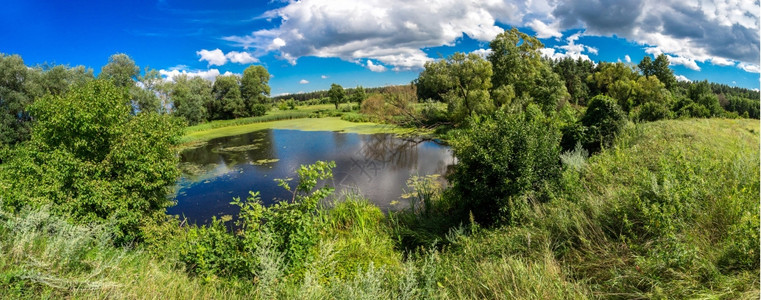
(634, 101), (673, 122)
(489, 28), (567, 114)
(579, 95), (628, 152)
(210, 74), (246, 120)
(638, 54), (676, 89)
(349, 85), (366, 105)
(241, 65), (271, 109)
(328, 83), (346, 110)
(0, 54), (39, 146)
(449, 108), (562, 226)
(98, 53), (139, 88)
(0, 80), (182, 243)
(171, 75), (211, 125)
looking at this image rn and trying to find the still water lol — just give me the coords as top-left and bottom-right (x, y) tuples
(169, 129), (454, 224)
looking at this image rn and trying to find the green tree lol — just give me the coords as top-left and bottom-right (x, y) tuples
(639, 54), (676, 89)
(171, 75), (210, 125)
(349, 85), (366, 105)
(98, 53), (139, 88)
(211, 75), (246, 119)
(414, 59), (453, 101)
(488, 28), (567, 113)
(0, 80), (181, 242)
(241, 65), (271, 110)
(0, 54), (39, 146)
(133, 68), (163, 114)
(328, 83), (345, 109)
(441, 52), (493, 123)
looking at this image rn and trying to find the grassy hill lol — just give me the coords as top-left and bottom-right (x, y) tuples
(1, 118), (758, 299)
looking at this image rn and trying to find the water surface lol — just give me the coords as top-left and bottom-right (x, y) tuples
(169, 129), (453, 224)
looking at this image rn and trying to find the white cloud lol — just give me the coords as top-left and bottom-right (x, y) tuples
(196, 49), (227, 66)
(225, 51), (259, 64)
(159, 66), (236, 82)
(675, 74), (691, 82)
(215, 0), (758, 74)
(625, 55), (631, 63)
(540, 32), (595, 61)
(299, 79), (309, 84)
(738, 62), (761, 73)
(471, 48), (493, 59)
(526, 19), (562, 39)
(366, 60), (387, 72)
(321, 75), (328, 79)
(223, 0), (525, 70)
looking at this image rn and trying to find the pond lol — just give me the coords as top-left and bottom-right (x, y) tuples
(169, 129), (454, 224)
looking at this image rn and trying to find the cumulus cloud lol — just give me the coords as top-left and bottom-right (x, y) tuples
(225, 51), (258, 64)
(539, 32), (595, 61)
(625, 55), (631, 63)
(527, 19), (562, 39)
(551, 0), (759, 72)
(299, 79), (309, 84)
(216, 0), (758, 74)
(471, 48), (493, 59)
(197, 49), (259, 66)
(675, 74), (691, 82)
(223, 0), (529, 70)
(321, 75), (328, 79)
(197, 49), (227, 66)
(366, 60), (387, 72)
(738, 62), (761, 73)
(159, 66), (235, 82)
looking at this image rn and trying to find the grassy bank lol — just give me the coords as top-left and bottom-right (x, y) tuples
(2, 118), (758, 299)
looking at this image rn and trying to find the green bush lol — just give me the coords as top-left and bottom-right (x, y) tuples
(250, 104), (269, 117)
(635, 101), (673, 122)
(449, 108), (562, 225)
(0, 80), (182, 243)
(580, 95), (627, 152)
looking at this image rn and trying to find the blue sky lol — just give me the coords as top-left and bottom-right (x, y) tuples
(1, 0), (758, 94)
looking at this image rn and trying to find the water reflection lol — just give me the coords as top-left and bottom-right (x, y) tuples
(170, 129), (453, 225)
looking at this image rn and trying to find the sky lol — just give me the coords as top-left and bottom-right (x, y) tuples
(1, 0), (759, 95)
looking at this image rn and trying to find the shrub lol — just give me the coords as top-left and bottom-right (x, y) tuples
(635, 101), (673, 122)
(580, 95), (627, 152)
(250, 103), (269, 117)
(449, 108), (562, 226)
(0, 80), (182, 243)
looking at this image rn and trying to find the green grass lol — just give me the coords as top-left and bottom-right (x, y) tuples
(182, 117), (424, 144)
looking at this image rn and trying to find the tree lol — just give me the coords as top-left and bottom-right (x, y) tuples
(414, 59), (453, 101)
(441, 52), (493, 123)
(211, 74), (246, 119)
(1, 80), (182, 242)
(328, 83), (345, 109)
(98, 53), (139, 88)
(133, 67), (163, 114)
(349, 85), (366, 105)
(639, 54), (675, 89)
(241, 65), (271, 110)
(171, 75), (210, 125)
(0, 54), (38, 146)
(488, 28), (567, 114)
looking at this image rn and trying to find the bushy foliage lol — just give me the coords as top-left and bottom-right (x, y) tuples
(635, 101), (673, 122)
(250, 103), (269, 117)
(579, 95), (627, 152)
(0, 80), (182, 243)
(449, 107), (562, 225)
